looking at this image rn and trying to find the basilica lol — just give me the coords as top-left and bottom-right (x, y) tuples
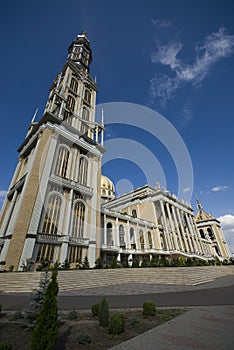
(0, 33), (231, 271)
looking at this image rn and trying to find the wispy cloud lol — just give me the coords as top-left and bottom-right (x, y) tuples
(0, 190), (7, 202)
(151, 18), (171, 28)
(211, 185), (228, 192)
(217, 214), (234, 253)
(180, 105), (193, 128)
(150, 27), (234, 107)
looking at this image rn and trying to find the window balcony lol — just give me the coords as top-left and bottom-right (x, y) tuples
(69, 236), (89, 246)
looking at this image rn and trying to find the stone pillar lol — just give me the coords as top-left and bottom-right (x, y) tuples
(171, 206), (183, 251)
(159, 200), (171, 251)
(165, 203), (179, 251)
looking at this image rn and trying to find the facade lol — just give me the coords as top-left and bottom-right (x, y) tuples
(0, 33), (231, 271)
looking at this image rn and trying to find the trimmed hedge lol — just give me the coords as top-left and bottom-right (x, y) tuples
(143, 301), (156, 316)
(109, 313), (125, 335)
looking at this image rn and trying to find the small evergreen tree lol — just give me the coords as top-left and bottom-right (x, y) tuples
(30, 268), (59, 350)
(110, 256), (118, 269)
(132, 257), (139, 268)
(82, 256), (90, 269)
(99, 297), (109, 327)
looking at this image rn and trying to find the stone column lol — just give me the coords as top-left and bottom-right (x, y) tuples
(159, 200), (171, 251)
(171, 206), (183, 251)
(165, 203), (179, 251)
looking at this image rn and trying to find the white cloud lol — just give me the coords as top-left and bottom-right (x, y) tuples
(211, 185), (228, 192)
(151, 18), (171, 28)
(150, 27), (234, 106)
(0, 190), (7, 202)
(217, 214), (234, 254)
(151, 41), (182, 69)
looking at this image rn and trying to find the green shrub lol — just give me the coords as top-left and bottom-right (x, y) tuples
(109, 313), (125, 335)
(131, 317), (143, 330)
(77, 331), (91, 344)
(99, 297), (109, 327)
(68, 310), (77, 320)
(0, 341), (12, 350)
(141, 257), (150, 267)
(143, 301), (156, 316)
(110, 256), (118, 269)
(12, 311), (24, 321)
(132, 257), (139, 268)
(91, 303), (100, 317)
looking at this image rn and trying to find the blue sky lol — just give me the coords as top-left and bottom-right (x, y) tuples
(1, 0), (234, 252)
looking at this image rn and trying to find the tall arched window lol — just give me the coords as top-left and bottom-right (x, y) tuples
(70, 77), (78, 93)
(78, 156), (88, 186)
(72, 201), (85, 238)
(199, 229), (205, 239)
(55, 146), (70, 178)
(67, 95), (75, 111)
(42, 194), (62, 234)
(119, 225), (125, 247)
(81, 107), (90, 134)
(130, 227), (135, 243)
(84, 89), (91, 104)
(148, 231), (153, 249)
(107, 222), (113, 245)
(207, 228), (215, 240)
(139, 229), (144, 249)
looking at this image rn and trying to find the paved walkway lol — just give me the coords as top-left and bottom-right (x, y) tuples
(110, 306), (234, 350)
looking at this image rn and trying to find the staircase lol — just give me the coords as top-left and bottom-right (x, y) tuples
(0, 266), (233, 293)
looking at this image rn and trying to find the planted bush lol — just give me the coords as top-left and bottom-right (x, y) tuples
(109, 313), (125, 335)
(143, 301), (156, 316)
(91, 303), (100, 317)
(131, 317), (143, 330)
(12, 311), (24, 321)
(77, 331), (91, 344)
(68, 310), (77, 320)
(0, 342), (12, 350)
(99, 297), (109, 327)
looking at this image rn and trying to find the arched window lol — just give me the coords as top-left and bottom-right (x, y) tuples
(119, 225), (125, 247)
(139, 229), (144, 249)
(130, 227), (135, 243)
(78, 156), (88, 186)
(42, 194), (62, 235)
(148, 231), (153, 249)
(207, 228), (215, 240)
(107, 222), (113, 245)
(70, 77), (78, 93)
(81, 107), (90, 134)
(67, 95), (75, 111)
(71, 201), (85, 238)
(132, 209), (137, 218)
(55, 146), (70, 178)
(84, 89), (91, 104)
(199, 229), (205, 239)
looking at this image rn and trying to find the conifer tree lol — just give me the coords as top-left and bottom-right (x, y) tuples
(30, 268), (59, 350)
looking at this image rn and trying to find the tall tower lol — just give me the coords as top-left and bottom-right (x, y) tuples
(0, 33), (105, 270)
(195, 199), (231, 260)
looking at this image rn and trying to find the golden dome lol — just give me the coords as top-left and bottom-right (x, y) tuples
(101, 175), (115, 200)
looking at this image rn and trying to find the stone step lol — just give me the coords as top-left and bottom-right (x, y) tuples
(0, 266), (233, 293)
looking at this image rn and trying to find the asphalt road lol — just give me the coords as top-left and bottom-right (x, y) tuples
(0, 284), (234, 311)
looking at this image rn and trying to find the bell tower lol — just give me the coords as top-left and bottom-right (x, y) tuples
(0, 33), (104, 271)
